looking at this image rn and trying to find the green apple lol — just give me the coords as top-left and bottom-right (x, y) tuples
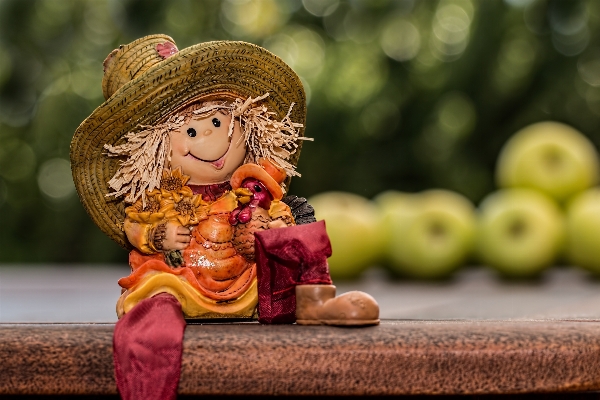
(373, 190), (417, 266)
(375, 189), (477, 279)
(308, 191), (383, 280)
(496, 121), (600, 203)
(565, 187), (600, 273)
(476, 188), (565, 278)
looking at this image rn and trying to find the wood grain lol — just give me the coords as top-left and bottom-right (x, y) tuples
(2, 320), (600, 395)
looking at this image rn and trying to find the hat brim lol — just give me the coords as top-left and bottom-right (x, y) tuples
(70, 40), (306, 249)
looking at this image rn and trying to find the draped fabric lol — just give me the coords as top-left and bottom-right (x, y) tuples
(113, 294), (186, 400)
(254, 220), (333, 324)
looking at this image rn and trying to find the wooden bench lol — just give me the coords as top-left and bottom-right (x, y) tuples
(2, 265), (600, 397)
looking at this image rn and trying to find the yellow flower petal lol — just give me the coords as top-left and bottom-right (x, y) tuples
(126, 213), (143, 223)
(146, 213), (165, 224)
(173, 167), (183, 179)
(139, 211), (152, 221)
(177, 215), (190, 226)
(192, 196), (204, 207)
(160, 199), (174, 210)
(180, 186), (193, 197)
(165, 210), (179, 219)
(158, 204), (173, 213)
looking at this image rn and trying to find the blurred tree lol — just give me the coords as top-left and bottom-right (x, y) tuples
(0, 0), (598, 263)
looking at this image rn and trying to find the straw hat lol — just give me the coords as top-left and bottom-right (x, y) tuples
(70, 34), (307, 249)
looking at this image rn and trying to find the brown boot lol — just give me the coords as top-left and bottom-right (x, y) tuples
(295, 284), (380, 326)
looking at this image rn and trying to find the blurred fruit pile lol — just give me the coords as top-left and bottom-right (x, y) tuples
(309, 121), (600, 280)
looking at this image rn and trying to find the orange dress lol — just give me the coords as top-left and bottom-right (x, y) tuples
(116, 188), (293, 319)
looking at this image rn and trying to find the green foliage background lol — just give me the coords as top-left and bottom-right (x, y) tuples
(0, 0), (599, 263)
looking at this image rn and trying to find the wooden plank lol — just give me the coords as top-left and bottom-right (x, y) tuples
(2, 320), (600, 396)
(0, 323), (115, 395)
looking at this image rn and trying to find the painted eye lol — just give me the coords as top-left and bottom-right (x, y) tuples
(187, 128), (196, 137)
(253, 184), (262, 192)
(212, 118), (221, 128)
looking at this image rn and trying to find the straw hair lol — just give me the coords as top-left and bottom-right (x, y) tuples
(103, 115), (184, 205)
(71, 38), (307, 249)
(191, 94), (309, 178)
(104, 94), (308, 207)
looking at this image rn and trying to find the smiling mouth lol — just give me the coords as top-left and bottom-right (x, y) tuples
(187, 150), (227, 170)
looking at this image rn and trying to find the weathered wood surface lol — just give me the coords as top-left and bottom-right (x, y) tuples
(3, 265), (600, 396)
(2, 320), (600, 396)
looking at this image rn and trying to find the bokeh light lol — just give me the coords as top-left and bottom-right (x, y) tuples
(37, 158), (75, 200)
(430, 1), (473, 61)
(263, 26), (326, 81)
(32, 0), (72, 41)
(552, 28), (589, 57)
(322, 2), (351, 41)
(549, 0), (590, 58)
(504, 0), (535, 7)
(326, 43), (388, 108)
(415, 91), (476, 166)
(71, 64), (103, 100)
(1, 0), (600, 263)
(436, 92), (476, 140)
(164, 1), (196, 38)
(83, 1), (120, 46)
(380, 17), (421, 62)
(302, 0), (339, 17)
(0, 139), (36, 182)
(343, 8), (379, 44)
(221, 0), (290, 39)
(493, 31), (537, 95)
(578, 49), (600, 87)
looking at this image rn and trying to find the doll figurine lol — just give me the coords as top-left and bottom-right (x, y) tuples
(71, 34), (379, 399)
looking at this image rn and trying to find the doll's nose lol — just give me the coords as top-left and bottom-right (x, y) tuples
(203, 129), (212, 136)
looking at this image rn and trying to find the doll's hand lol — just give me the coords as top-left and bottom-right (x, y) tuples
(161, 221), (191, 251)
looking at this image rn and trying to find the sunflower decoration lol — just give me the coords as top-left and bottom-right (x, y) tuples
(159, 167), (194, 202)
(162, 194), (207, 226)
(151, 167), (207, 226)
(125, 189), (168, 224)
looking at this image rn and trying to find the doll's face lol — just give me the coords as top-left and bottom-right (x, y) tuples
(170, 111), (246, 184)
